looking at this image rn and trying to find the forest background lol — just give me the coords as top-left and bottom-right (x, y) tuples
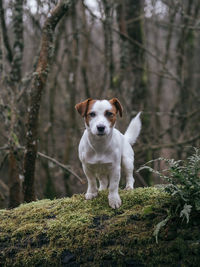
(0, 0), (199, 208)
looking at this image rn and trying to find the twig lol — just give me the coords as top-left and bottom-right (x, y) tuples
(158, 108), (200, 139)
(141, 133), (200, 151)
(132, 108), (200, 118)
(0, 145), (9, 151)
(83, 1), (181, 86)
(0, 179), (9, 192)
(0, 145), (85, 184)
(37, 151), (85, 184)
(113, 27), (181, 85)
(135, 172), (148, 187)
(0, 151), (8, 170)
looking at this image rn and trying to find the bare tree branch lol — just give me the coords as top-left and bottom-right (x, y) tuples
(83, 1), (181, 86)
(37, 152), (85, 185)
(0, 145), (84, 185)
(141, 133), (200, 151)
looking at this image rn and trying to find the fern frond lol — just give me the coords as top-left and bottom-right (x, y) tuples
(180, 204), (192, 223)
(153, 215), (170, 244)
(139, 147), (200, 242)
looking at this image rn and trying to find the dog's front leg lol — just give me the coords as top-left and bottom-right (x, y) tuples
(83, 164), (98, 200)
(108, 166), (121, 209)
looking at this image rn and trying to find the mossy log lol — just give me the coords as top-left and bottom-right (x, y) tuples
(0, 187), (199, 266)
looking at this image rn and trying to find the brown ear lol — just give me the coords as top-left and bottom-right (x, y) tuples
(109, 98), (123, 117)
(75, 98), (92, 117)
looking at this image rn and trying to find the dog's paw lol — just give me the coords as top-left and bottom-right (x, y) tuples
(85, 192), (98, 200)
(108, 194), (122, 209)
(125, 185), (133, 190)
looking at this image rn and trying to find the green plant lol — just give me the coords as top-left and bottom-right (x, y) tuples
(137, 147), (200, 242)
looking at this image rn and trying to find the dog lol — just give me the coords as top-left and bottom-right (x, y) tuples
(75, 98), (141, 209)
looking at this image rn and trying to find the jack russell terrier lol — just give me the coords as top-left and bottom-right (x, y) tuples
(75, 98), (141, 209)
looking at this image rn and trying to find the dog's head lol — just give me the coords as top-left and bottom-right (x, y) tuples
(75, 98), (123, 137)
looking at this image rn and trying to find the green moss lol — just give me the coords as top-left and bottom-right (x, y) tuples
(0, 187), (199, 266)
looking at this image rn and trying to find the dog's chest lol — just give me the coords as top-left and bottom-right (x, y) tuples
(81, 141), (116, 164)
(79, 129), (122, 165)
(86, 162), (112, 177)
(84, 149), (114, 164)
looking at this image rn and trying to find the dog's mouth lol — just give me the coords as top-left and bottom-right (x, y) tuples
(97, 133), (105, 136)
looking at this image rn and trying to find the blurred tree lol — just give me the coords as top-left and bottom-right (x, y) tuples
(117, 0), (151, 185)
(63, 1), (79, 196)
(116, 0), (148, 110)
(23, 0), (77, 203)
(102, 0), (115, 93)
(81, 1), (92, 98)
(0, 0), (24, 208)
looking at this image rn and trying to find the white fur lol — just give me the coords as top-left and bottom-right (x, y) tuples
(86, 100), (113, 137)
(78, 100), (141, 209)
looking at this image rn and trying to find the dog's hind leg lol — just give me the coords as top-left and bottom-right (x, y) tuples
(99, 176), (108, 191)
(122, 145), (135, 190)
(83, 164), (98, 200)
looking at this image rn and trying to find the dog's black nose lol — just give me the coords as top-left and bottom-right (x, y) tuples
(97, 125), (105, 132)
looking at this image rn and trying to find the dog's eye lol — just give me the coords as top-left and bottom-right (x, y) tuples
(105, 111), (113, 117)
(89, 112), (96, 117)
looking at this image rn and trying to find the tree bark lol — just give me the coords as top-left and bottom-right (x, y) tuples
(8, 0), (23, 208)
(174, 0), (199, 157)
(8, 149), (21, 208)
(0, 16), (3, 74)
(10, 0), (24, 83)
(117, 0), (151, 185)
(101, 0), (114, 94)
(125, 0), (147, 111)
(23, 0), (76, 203)
(81, 1), (91, 98)
(63, 2), (79, 196)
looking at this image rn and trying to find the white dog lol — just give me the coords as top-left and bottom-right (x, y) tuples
(75, 98), (141, 209)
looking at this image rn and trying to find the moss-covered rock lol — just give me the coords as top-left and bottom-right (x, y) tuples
(0, 187), (199, 266)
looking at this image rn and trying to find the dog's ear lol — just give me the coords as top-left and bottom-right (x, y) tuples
(109, 98), (123, 117)
(75, 98), (92, 117)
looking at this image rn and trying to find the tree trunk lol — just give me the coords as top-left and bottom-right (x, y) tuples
(81, 2), (91, 98)
(63, 2), (79, 196)
(23, 0), (77, 203)
(174, 0), (199, 157)
(118, 0), (151, 185)
(116, 1), (129, 90)
(101, 0), (114, 95)
(7, 0), (24, 208)
(0, 19), (3, 74)
(10, 0), (24, 83)
(8, 149), (21, 208)
(125, 0), (147, 110)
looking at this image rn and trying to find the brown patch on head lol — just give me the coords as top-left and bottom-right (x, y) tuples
(104, 106), (117, 127)
(109, 98), (123, 117)
(75, 98), (92, 117)
(85, 100), (97, 126)
(75, 98), (96, 126)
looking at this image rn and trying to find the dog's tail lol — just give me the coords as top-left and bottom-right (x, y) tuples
(124, 112), (141, 146)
